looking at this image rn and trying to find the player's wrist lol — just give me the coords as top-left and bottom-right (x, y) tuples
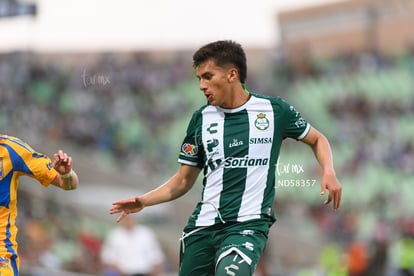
(60, 169), (73, 179)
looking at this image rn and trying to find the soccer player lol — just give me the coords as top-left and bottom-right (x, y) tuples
(110, 40), (342, 276)
(0, 134), (79, 275)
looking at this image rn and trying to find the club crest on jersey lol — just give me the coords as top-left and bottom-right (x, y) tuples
(182, 143), (198, 157)
(255, 113), (269, 130)
(0, 256), (9, 267)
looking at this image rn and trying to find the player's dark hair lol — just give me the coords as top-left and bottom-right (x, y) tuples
(193, 40), (247, 83)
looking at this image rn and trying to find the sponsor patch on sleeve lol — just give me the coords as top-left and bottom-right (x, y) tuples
(181, 143), (198, 157)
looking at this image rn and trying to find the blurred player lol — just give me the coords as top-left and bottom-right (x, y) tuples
(0, 134), (79, 275)
(101, 215), (165, 276)
(110, 40), (342, 275)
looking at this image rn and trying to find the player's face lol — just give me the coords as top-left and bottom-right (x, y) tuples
(195, 59), (232, 108)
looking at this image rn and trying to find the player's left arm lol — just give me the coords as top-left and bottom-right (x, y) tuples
(301, 126), (342, 210)
(51, 150), (79, 190)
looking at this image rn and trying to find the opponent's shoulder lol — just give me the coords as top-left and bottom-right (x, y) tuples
(0, 134), (19, 143)
(0, 134), (34, 152)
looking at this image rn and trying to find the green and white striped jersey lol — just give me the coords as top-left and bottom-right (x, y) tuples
(178, 93), (310, 228)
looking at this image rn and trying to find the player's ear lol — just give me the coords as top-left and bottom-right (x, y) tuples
(227, 68), (238, 83)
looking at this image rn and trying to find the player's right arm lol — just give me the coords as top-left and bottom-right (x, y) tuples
(50, 150), (79, 190)
(110, 164), (201, 222)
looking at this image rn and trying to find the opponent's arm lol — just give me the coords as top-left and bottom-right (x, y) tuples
(301, 126), (342, 210)
(110, 164), (201, 222)
(51, 150), (79, 190)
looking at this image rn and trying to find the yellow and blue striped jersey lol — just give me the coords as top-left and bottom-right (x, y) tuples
(0, 134), (57, 268)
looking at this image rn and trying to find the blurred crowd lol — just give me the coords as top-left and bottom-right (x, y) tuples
(1, 46), (414, 275)
(0, 51), (193, 174)
(16, 188), (104, 274)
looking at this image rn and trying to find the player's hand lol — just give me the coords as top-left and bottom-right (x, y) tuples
(320, 173), (342, 211)
(52, 150), (73, 175)
(110, 197), (144, 222)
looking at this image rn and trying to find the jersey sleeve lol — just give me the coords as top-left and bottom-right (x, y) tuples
(177, 110), (204, 168)
(10, 136), (57, 186)
(26, 151), (58, 187)
(280, 99), (310, 140)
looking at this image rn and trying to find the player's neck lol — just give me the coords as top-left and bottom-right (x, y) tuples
(221, 87), (250, 109)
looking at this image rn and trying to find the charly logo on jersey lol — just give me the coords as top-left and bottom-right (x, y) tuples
(254, 113), (269, 130)
(181, 143), (198, 157)
(207, 123), (218, 134)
